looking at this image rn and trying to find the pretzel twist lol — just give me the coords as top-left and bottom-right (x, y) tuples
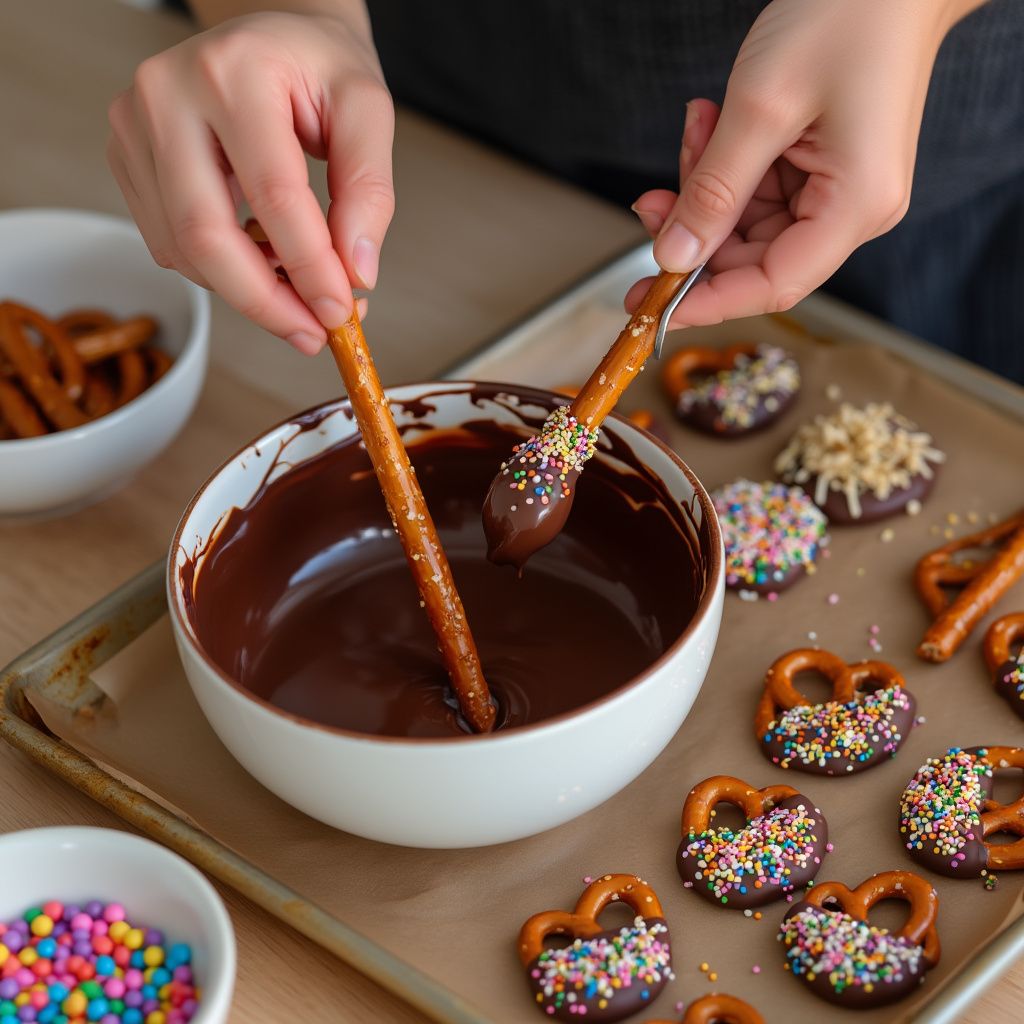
(518, 874), (665, 967)
(673, 994), (766, 1024)
(975, 746), (1024, 870)
(755, 648), (905, 738)
(681, 775), (798, 837)
(662, 343), (759, 403)
(915, 512), (1024, 662)
(801, 870), (940, 966)
(0, 302), (88, 430)
(983, 613), (1024, 676)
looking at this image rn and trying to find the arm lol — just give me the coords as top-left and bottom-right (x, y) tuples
(108, 0), (393, 353)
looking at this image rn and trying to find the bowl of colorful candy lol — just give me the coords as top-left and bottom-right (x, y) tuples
(0, 827), (235, 1023)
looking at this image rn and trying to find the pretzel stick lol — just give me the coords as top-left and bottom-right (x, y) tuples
(327, 311), (495, 733)
(917, 515), (1024, 662)
(0, 304), (88, 430)
(483, 269), (694, 568)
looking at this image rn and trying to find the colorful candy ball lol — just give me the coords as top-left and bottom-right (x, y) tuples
(0, 901), (200, 1023)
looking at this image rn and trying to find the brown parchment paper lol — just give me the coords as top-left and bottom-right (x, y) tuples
(28, 309), (1024, 1024)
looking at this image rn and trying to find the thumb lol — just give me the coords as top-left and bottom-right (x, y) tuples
(653, 98), (784, 274)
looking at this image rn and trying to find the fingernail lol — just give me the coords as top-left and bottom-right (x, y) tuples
(655, 221), (702, 273)
(353, 236), (379, 290)
(356, 296), (369, 320)
(286, 331), (324, 355)
(630, 204), (665, 235)
(309, 297), (350, 330)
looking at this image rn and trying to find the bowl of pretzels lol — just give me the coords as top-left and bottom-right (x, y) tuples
(0, 208), (209, 517)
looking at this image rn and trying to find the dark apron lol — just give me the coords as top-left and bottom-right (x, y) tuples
(368, 0), (1024, 381)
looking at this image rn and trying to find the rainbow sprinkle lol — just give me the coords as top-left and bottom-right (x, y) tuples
(680, 803), (823, 904)
(764, 686), (912, 771)
(779, 906), (923, 995)
(680, 345), (800, 428)
(899, 748), (991, 867)
(529, 917), (672, 1016)
(499, 406), (597, 509)
(713, 480), (826, 589)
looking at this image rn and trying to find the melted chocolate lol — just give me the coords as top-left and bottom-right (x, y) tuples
(995, 658), (1024, 719)
(183, 400), (705, 739)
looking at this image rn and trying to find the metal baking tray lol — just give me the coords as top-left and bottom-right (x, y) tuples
(2, 244), (1023, 1024)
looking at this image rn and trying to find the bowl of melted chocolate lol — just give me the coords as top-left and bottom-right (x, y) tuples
(169, 382), (723, 847)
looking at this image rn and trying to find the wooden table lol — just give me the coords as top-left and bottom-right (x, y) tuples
(0, 1), (1017, 1020)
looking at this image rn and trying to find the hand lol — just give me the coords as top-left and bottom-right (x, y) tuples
(627, 0), (983, 328)
(107, 6), (393, 354)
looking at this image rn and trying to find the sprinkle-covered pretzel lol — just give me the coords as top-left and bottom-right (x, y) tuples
(518, 874), (673, 1021)
(984, 613), (1024, 717)
(556, 384), (668, 442)
(755, 649), (916, 775)
(662, 342), (799, 437)
(915, 511), (1024, 662)
(779, 869), (940, 1008)
(901, 746), (1024, 876)
(677, 775), (829, 909)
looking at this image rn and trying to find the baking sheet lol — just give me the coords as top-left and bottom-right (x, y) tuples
(18, 273), (1024, 1024)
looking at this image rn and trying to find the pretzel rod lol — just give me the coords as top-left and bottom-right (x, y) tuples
(326, 311), (495, 733)
(916, 513), (1024, 662)
(483, 269), (694, 568)
(70, 316), (157, 364)
(570, 270), (690, 428)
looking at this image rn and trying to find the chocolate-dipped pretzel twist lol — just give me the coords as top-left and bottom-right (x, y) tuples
(483, 270), (697, 569)
(984, 613), (1024, 717)
(900, 746), (1024, 876)
(518, 874), (673, 1021)
(779, 870), (940, 1008)
(755, 648), (916, 775)
(677, 774), (829, 908)
(327, 312), (495, 733)
(649, 994), (764, 1024)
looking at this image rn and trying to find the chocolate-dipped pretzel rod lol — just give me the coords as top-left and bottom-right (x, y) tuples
(327, 312), (495, 733)
(483, 269), (700, 569)
(915, 511), (1024, 662)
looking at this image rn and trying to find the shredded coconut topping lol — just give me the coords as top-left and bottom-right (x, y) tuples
(774, 403), (944, 518)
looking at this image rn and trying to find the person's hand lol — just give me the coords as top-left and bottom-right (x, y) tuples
(107, 7), (393, 354)
(627, 0), (982, 328)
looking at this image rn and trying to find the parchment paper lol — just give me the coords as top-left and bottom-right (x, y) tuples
(28, 311), (1024, 1024)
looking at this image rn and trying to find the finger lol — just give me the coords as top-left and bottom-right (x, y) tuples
(630, 189), (677, 238)
(653, 93), (793, 274)
(213, 84), (355, 330)
(325, 78), (396, 292)
(107, 96), (210, 288)
(142, 105), (326, 346)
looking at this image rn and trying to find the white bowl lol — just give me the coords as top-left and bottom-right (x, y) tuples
(169, 383), (724, 848)
(0, 208), (209, 517)
(0, 826), (235, 1023)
